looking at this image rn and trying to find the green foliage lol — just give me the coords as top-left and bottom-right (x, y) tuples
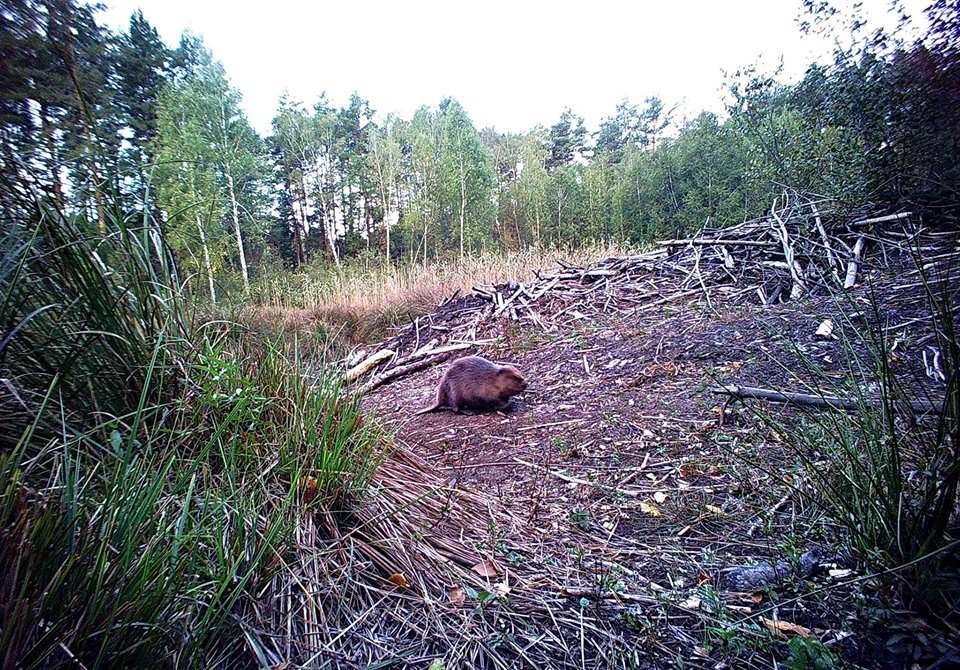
(759, 269), (959, 612)
(784, 636), (842, 670)
(3, 1), (959, 287)
(0, 194), (188, 448)
(546, 108), (588, 170)
(0, 184), (379, 667)
(153, 45), (269, 296)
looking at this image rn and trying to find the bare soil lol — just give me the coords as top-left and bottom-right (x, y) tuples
(357, 237), (958, 669)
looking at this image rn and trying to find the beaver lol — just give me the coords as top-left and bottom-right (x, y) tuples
(416, 355), (528, 415)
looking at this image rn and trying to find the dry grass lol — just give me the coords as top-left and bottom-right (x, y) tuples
(245, 244), (637, 351)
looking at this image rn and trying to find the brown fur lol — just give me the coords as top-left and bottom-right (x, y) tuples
(417, 355), (528, 415)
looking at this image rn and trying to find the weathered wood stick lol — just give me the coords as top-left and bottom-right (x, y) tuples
(344, 348), (395, 381)
(748, 493), (792, 538)
(844, 237), (865, 288)
(493, 285), (525, 317)
(771, 209), (806, 300)
(850, 212), (912, 226)
(359, 353), (449, 395)
(811, 203), (840, 282)
(710, 384), (942, 414)
(658, 238), (777, 248)
(529, 275), (560, 301)
(405, 342), (472, 363)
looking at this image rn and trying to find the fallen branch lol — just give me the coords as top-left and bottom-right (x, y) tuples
(493, 285), (525, 317)
(513, 457), (644, 498)
(405, 342), (473, 363)
(658, 238), (776, 248)
(344, 349), (395, 381)
(710, 384), (942, 414)
(747, 493), (792, 538)
(359, 353), (450, 395)
(850, 211), (912, 227)
(844, 237), (865, 289)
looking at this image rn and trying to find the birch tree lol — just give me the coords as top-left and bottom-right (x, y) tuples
(154, 46), (266, 294)
(367, 115), (403, 263)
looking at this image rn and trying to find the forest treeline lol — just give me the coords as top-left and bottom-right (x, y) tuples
(1, 0), (958, 300)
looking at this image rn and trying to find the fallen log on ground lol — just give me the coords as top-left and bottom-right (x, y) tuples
(710, 384), (943, 414)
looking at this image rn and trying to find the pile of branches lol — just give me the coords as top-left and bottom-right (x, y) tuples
(346, 193), (943, 393)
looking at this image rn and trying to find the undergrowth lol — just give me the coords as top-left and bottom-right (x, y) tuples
(751, 243), (960, 624)
(0, 190), (381, 668)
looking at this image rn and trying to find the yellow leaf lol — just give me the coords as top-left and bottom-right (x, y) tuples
(303, 476), (318, 505)
(387, 573), (408, 588)
(427, 661), (446, 670)
(705, 504), (724, 515)
(761, 616), (812, 639)
(640, 501), (662, 517)
(471, 558), (501, 577)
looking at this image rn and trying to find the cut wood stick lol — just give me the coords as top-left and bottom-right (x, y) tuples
(771, 209), (806, 299)
(844, 237), (865, 288)
(344, 348), (395, 381)
(747, 493), (791, 537)
(559, 586), (658, 604)
(710, 384), (942, 414)
(493, 285), (525, 317)
(850, 211), (912, 226)
(513, 457), (644, 497)
(617, 452), (650, 487)
(404, 342), (472, 363)
(359, 352), (452, 395)
(516, 418), (585, 432)
(811, 203), (840, 282)
(658, 238), (777, 248)
(630, 289), (701, 313)
(529, 276), (560, 301)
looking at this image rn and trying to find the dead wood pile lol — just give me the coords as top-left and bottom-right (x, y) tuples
(347, 193), (954, 393)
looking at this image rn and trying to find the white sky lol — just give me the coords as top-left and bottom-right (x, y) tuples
(96, 0), (931, 137)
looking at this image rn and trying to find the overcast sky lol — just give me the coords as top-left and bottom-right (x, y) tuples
(96, 0), (930, 136)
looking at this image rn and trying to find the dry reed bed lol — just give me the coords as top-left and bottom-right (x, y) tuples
(245, 246), (635, 347)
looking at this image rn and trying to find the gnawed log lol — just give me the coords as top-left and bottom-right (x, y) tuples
(356, 343), (475, 394)
(359, 354), (446, 395)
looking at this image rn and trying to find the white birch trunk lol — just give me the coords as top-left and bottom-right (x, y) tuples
(196, 212), (217, 303)
(459, 153), (467, 259)
(225, 172), (250, 294)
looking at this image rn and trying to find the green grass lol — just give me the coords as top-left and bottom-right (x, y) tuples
(751, 257), (960, 616)
(0, 188), (381, 668)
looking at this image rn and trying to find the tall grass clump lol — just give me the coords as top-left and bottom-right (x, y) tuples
(0, 188), (189, 448)
(0, 187), (380, 668)
(761, 253), (959, 616)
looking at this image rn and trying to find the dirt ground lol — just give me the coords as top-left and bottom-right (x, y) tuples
(357, 241), (957, 669)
